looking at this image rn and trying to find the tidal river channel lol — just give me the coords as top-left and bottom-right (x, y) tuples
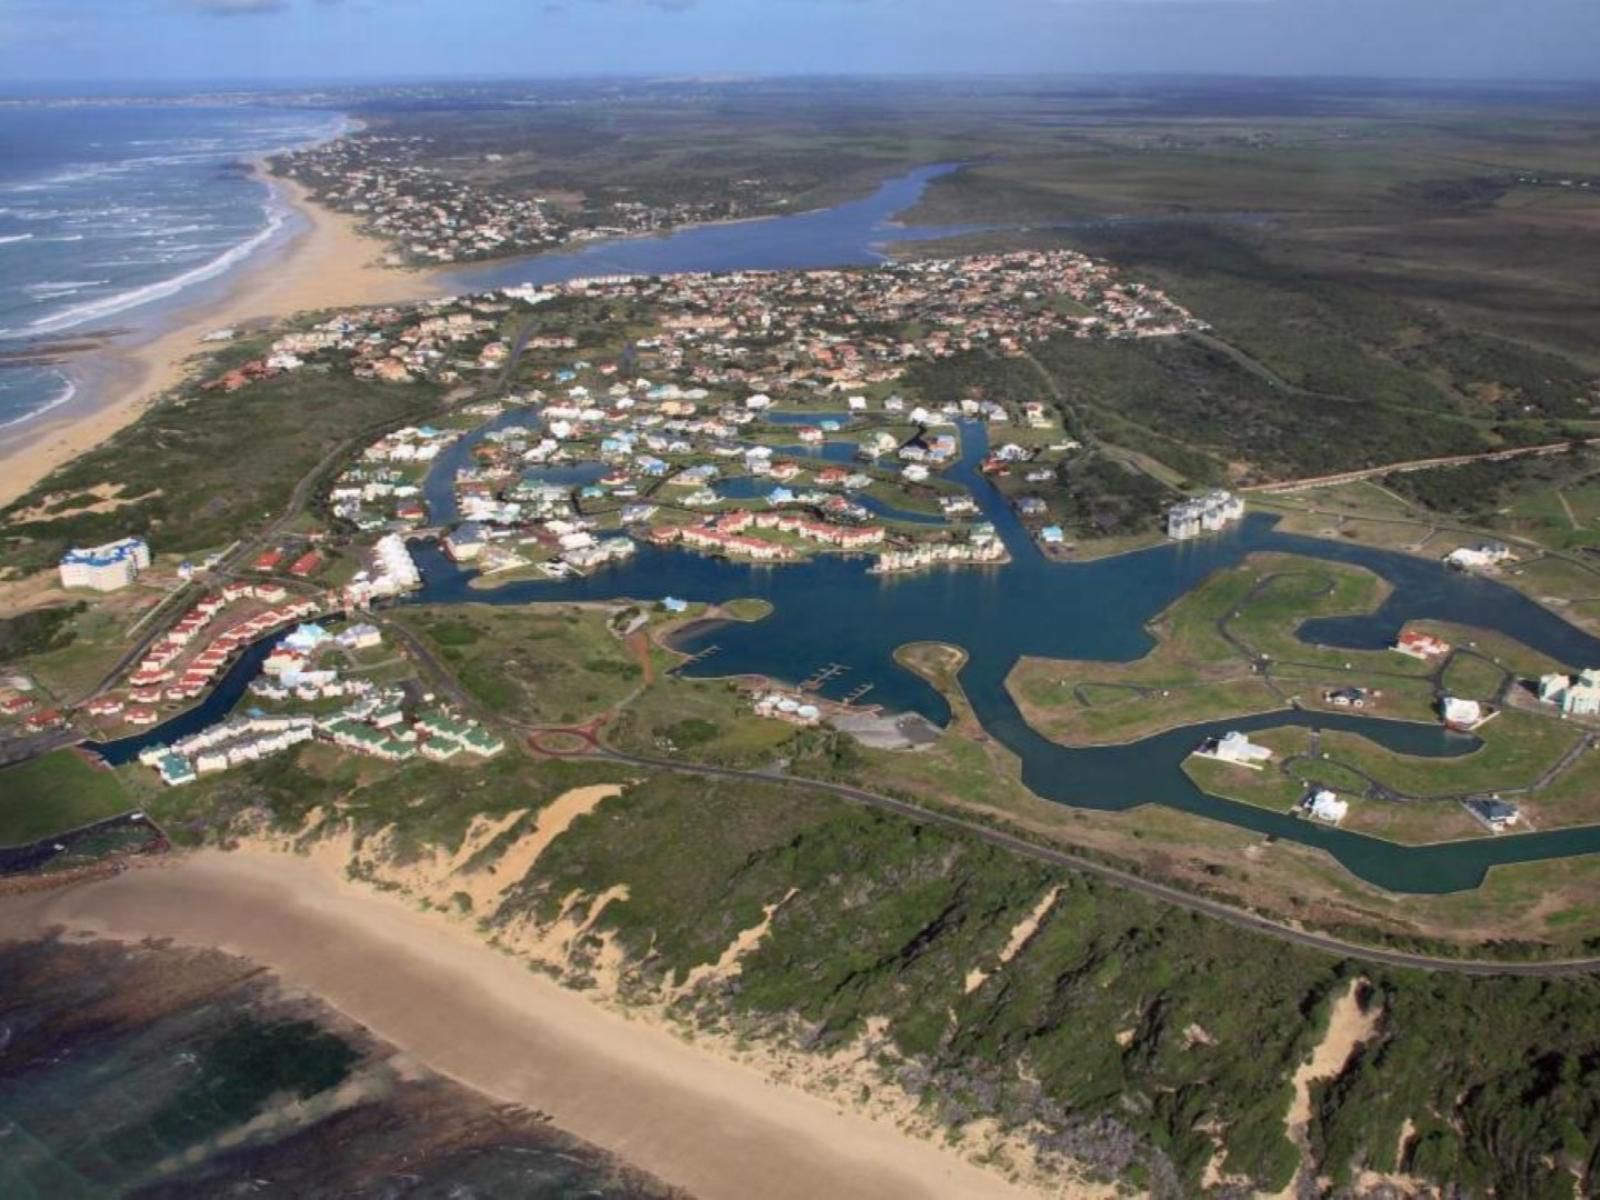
(98, 164), (1600, 894)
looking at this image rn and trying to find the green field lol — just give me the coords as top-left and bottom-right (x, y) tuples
(1319, 709), (1581, 798)
(0, 751), (133, 844)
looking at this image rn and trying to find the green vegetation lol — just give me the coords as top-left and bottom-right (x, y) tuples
(1440, 653), (1509, 703)
(397, 605), (649, 725)
(610, 674), (798, 766)
(0, 751), (133, 844)
(144, 740), (618, 862)
(0, 602), (85, 660)
(1320, 710), (1581, 798)
(496, 770), (1600, 1196)
(719, 597), (774, 622)
(0, 339), (442, 575)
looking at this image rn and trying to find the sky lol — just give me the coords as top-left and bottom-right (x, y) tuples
(2, 0), (1598, 87)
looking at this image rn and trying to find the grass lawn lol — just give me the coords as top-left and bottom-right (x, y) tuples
(1337, 798), (1488, 845)
(1030, 676), (1285, 745)
(1183, 750), (1304, 813)
(0, 751), (134, 844)
(1502, 554), (1600, 606)
(1440, 653), (1510, 704)
(1518, 743), (1600, 831)
(18, 604), (139, 701)
(1226, 556), (1412, 675)
(1411, 620), (1572, 679)
(1318, 709), (1581, 798)
(720, 597), (774, 622)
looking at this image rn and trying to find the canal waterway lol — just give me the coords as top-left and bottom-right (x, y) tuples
(406, 415), (1600, 894)
(92, 163), (1600, 893)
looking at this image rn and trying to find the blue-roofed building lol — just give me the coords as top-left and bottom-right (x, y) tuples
(58, 537), (151, 592)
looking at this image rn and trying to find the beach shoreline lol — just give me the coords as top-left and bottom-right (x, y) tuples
(0, 171), (438, 511)
(0, 846), (1038, 1200)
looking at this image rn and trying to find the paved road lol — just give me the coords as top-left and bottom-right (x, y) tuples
(594, 746), (1600, 979)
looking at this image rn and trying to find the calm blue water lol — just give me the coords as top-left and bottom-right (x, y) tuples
(446, 163), (981, 289)
(0, 105), (346, 428)
(399, 420), (1600, 894)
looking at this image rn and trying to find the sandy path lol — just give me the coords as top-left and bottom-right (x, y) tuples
(0, 174), (441, 510)
(0, 851), (1034, 1200)
(1273, 978), (1382, 1198)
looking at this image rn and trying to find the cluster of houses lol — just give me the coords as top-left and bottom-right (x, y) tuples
(1165, 491), (1246, 541)
(250, 621), (384, 704)
(130, 616), (504, 787)
(282, 134), (801, 267)
(204, 294), (521, 398)
(139, 714), (316, 787)
(648, 509), (885, 563)
(143, 690), (505, 786)
(281, 134), (566, 264)
(1194, 731), (1351, 823)
(343, 534), (424, 608)
(109, 587), (324, 726)
(58, 537), (151, 592)
(258, 248), (1201, 404)
(323, 702), (505, 764)
(870, 530), (1006, 574)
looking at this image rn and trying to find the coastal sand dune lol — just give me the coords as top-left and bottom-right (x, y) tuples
(0, 176), (437, 510)
(0, 851), (1034, 1200)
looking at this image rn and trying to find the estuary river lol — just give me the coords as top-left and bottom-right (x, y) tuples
(94, 163), (1600, 894)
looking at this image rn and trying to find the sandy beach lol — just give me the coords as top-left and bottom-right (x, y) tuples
(0, 849), (1035, 1200)
(0, 174), (439, 510)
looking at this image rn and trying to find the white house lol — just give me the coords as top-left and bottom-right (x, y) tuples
(1442, 696), (1486, 730)
(1305, 789), (1349, 824)
(1538, 668), (1600, 717)
(1206, 730), (1275, 768)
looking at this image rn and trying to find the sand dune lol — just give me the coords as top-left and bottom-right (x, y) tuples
(0, 850), (1035, 1200)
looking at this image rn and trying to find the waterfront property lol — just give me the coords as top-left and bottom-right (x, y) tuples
(1166, 491), (1245, 541)
(1304, 789), (1350, 824)
(1537, 668), (1600, 717)
(1195, 730), (1275, 769)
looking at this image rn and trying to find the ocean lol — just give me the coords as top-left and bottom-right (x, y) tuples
(0, 936), (684, 1199)
(0, 104), (348, 430)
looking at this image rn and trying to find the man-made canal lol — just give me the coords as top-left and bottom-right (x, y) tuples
(408, 415), (1600, 895)
(95, 163), (1600, 894)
